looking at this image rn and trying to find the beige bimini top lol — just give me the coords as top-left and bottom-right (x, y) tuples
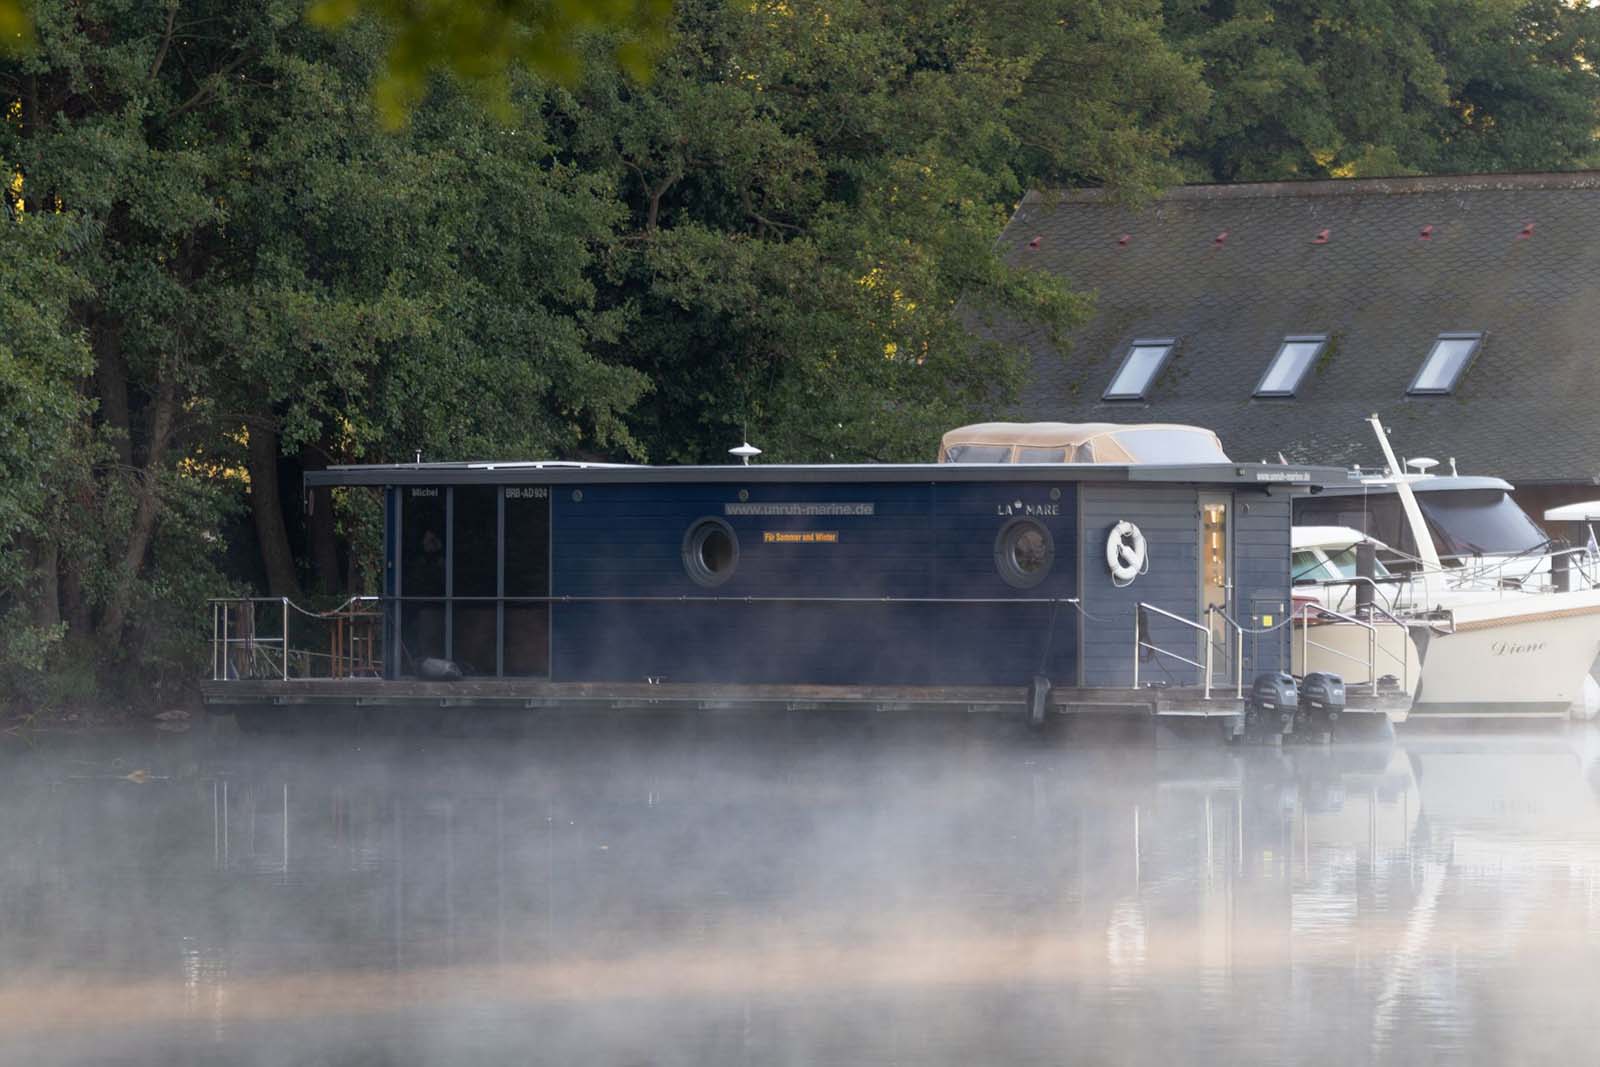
(937, 422), (1231, 465)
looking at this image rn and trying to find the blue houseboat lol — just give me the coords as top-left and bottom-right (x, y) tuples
(203, 424), (1390, 736)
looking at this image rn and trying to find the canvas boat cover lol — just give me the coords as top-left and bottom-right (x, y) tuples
(937, 422), (1231, 465)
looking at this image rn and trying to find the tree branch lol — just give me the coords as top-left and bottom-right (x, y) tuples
(149, 1), (180, 84)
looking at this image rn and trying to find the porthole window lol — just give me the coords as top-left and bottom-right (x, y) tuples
(995, 519), (1054, 589)
(683, 518), (739, 587)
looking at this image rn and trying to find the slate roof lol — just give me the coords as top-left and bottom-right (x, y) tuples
(993, 172), (1600, 485)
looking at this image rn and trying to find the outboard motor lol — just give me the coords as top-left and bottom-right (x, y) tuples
(1246, 671), (1298, 742)
(1294, 671), (1346, 740)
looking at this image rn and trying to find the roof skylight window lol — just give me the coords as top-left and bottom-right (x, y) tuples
(1103, 339), (1174, 400)
(1408, 332), (1483, 395)
(1254, 335), (1326, 398)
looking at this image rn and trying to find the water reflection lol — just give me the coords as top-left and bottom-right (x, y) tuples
(1, 722), (1599, 1065)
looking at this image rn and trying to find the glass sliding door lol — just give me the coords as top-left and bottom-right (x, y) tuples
(502, 486), (550, 676)
(451, 485), (499, 676)
(395, 482), (550, 678)
(400, 487), (447, 671)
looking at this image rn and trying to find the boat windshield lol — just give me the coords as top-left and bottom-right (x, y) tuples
(1292, 550), (1335, 583)
(1325, 546), (1391, 579)
(1296, 490), (1547, 562)
(1417, 491), (1548, 558)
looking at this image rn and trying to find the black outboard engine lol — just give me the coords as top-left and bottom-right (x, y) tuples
(1294, 671), (1346, 740)
(1246, 671), (1298, 742)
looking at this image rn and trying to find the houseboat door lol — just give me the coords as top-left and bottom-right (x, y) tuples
(1198, 492), (1233, 681)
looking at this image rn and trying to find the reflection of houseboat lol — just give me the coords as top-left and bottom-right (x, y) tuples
(202, 424), (1398, 736)
(1291, 417), (1600, 719)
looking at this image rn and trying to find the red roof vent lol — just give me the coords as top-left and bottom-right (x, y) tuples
(1213, 231), (1229, 247)
(1312, 228), (1330, 244)
(1027, 235), (1042, 250)
(1419, 224), (1434, 240)
(1117, 233), (1131, 246)
(1517, 221), (1535, 240)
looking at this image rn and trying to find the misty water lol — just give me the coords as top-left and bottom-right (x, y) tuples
(4, 718), (1600, 1065)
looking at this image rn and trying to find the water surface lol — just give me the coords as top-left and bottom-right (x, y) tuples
(3, 718), (1598, 1065)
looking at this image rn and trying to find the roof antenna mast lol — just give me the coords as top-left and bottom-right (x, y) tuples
(729, 423), (762, 466)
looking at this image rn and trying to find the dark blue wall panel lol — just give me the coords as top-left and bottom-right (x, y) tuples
(549, 481), (1078, 686)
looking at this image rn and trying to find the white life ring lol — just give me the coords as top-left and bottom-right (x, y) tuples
(1107, 521), (1148, 586)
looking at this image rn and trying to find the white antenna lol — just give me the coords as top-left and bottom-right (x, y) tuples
(729, 442), (762, 466)
(414, 449), (422, 465)
(1406, 457), (1439, 474)
(1449, 457), (1459, 476)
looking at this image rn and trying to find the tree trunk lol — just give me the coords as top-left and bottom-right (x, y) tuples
(300, 445), (341, 594)
(98, 376), (178, 640)
(92, 320), (133, 468)
(27, 536), (61, 630)
(247, 420), (301, 599)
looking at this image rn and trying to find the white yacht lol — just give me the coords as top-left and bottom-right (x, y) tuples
(1292, 417), (1600, 719)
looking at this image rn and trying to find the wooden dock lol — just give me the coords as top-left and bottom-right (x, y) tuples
(203, 678), (1405, 719)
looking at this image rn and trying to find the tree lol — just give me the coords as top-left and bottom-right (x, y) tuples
(555, 0), (1207, 463)
(0, 1), (649, 704)
(1165, 0), (1600, 180)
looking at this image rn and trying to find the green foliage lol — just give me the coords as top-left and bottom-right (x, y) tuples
(307, 0), (673, 127)
(561, 0), (1202, 462)
(0, 1), (27, 54)
(1166, 0), (1600, 180)
(4, 0), (1600, 711)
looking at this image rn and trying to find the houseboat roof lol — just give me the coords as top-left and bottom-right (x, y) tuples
(937, 422), (1229, 464)
(305, 458), (1354, 489)
(1317, 474), (1515, 497)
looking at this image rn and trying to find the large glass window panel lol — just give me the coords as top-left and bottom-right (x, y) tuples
(1104, 341), (1173, 400)
(504, 601), (550, 676)
(453, 485), (498, 598)
(1255, 336), (1325, 397)
(400, 600), (447, 668)
(1409, 334), (1481, 394)
(401, 487), (446, 596)
(450, 602), (498, 676)
(503, 487), (550, 596)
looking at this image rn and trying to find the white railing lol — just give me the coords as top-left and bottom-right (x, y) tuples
(1294, 601), (1416, 696)
(1134, 602), (1242, 701)
(210, 596), (384, 681)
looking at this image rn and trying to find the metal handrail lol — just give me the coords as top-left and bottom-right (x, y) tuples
(1208, 606), (1245, 700)
(208, 593), (1085, 683)
(1134, 602), (1217, 700)
(1296, 602), (1383, 696)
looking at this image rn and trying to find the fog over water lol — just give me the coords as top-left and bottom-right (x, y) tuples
(4, 717), (1600, 1065)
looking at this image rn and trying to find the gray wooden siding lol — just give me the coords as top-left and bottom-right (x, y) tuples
(1232, 491), (1292, 678)
(1079, 485), (1201, 687)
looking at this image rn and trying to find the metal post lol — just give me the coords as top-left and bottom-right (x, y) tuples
(1369, 623), (1378, 696)
(1204, 628), (1213, 701)
(1235, 623), (1244, 699)
(1132, 618), (1140, 690)
(1356, 542), (1376, 613)
(212, 603), (220, 681)
(221, 601), (229, 681)
(1301, 605), (1309, 675)
(282, 597), (290, 682)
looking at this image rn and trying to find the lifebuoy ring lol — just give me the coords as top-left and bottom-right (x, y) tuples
(1107, 521), (1148, 586)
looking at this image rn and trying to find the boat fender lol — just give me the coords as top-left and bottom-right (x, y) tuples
(1107, 521), (1148, 586)
(419, 657), (463, 681)
(1026, 674), (1052, 728)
